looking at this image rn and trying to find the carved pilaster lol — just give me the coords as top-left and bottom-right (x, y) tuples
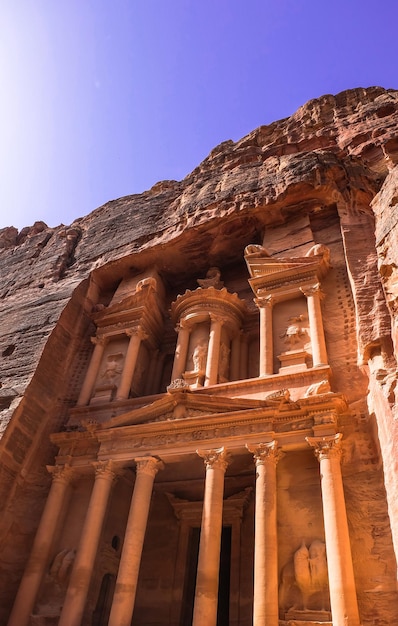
(116, 326), (147, 400)
(77, 335), (107, 406)
(255, 295), (274, 376)
(300, 283), (328, 367)
(171, 318), (191, 382)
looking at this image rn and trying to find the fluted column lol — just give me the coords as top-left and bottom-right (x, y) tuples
(205, 315), (224, 386)
(256, 296), (274, 376)
(108, 457), (164, 626)
(230, 330), (241, 381)
(8, 465), (73, 626)
(171, 320), (191, 382)
(247, 441), (280, 626)
(306, 434), (360, 626)
(58, 461), (116, 626)
(301, 284), (328, 367)
(192, 447), (228, 626)
(77, 336), (106, 406)
(116, 327), (147, 400)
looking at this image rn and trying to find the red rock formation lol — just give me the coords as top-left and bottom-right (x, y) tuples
(1, 86), (398, 624)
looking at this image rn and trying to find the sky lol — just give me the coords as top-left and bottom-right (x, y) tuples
(0, 0), (397, 231)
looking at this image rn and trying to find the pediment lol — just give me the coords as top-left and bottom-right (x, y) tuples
(95, 390), (270, 430)
(244, 244), (330, 291)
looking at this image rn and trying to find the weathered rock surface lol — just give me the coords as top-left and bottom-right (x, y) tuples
(1, 86), (398, 623)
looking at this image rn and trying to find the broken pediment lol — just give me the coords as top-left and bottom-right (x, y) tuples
(244, 243), (330, 296)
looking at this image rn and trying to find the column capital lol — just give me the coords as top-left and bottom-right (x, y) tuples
(126, 326), (148, 341)
(209, 313), (225, 326)
(175, 318), (191, 332)
(197, 446), (228, 472)
(91, 335), (106, 347)
(92, 459), (118, 480)
(135, 456), (164, 478)
(300, 283), (323, 298)
(46, 463), (74, 484)
(255, 295), (274, 308)
(246, 441), (281, 465)
(306, 433), (343, 461)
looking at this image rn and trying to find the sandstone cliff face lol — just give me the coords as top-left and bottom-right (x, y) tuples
(1, 86), (398, 623)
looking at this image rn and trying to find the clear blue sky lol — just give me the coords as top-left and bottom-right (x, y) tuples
(1, 0), (397, 230)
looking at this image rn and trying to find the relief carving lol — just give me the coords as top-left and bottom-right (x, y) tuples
(34, 549), (76, 617)
(279, 539), (330, 617)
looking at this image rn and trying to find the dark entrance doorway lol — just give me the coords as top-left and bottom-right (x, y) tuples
(180, 526), (231, 626)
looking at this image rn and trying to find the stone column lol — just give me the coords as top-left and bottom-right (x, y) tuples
(240, 333), (249, 379)
(108, 457), (164, 626)
(205, 315), (224, 386)
(77, 336), (106, 406)
(116, 327), (147, 400)
(8, 465), (73, 626)
(306, 434), (360, 626)
(192, 447), (228, 626)
(230, 330), (241, 381)
(171, 320), (191, 382)
(58, 461), (116, 626)
(256, 296), (274, 376)
(301, 284), (328, 367)
(247, 441), (280, 626)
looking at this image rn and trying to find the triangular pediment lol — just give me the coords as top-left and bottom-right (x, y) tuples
(97, 390), (269, 430)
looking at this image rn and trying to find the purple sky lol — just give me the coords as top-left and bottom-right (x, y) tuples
(1, 0), (397, 230)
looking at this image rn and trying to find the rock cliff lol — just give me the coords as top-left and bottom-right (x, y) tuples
(1, 86), (398, 623)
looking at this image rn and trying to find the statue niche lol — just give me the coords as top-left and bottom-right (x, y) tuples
(279, 539), (330, 621)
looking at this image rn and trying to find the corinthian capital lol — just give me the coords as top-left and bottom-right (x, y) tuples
(255, 295), (274, 309)
(47, 464), (73, 484)
(92, 459), (118, 480)
(246, 441), (281, 465)
(306, 433), (343, 462)
(126, 326), (148, 341)
(197, 446), (228, 472)
(300, 283), (322, 298)
(91, 335), (106, 347)
(135, 456), (164, 478)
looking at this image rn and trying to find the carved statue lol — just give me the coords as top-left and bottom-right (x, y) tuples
(280, 315), (307, 348)
(100, 354), (123, 383)
(218, 343), (230, 382)
(309, 539), (329, 610)
(244, 244), (271, 257)
(197, 267), (224, 289)
(304, 379), (331, 397)
(279, 539), (329, 614)
(136, 276), (157, 292)
(49, 548), (76, 584)
(305, 243), (331, 267)
(192, 342), (208, 373)
(294, 541), (312, 610)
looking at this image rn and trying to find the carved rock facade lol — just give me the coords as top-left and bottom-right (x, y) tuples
(1, 87), (398, 625)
